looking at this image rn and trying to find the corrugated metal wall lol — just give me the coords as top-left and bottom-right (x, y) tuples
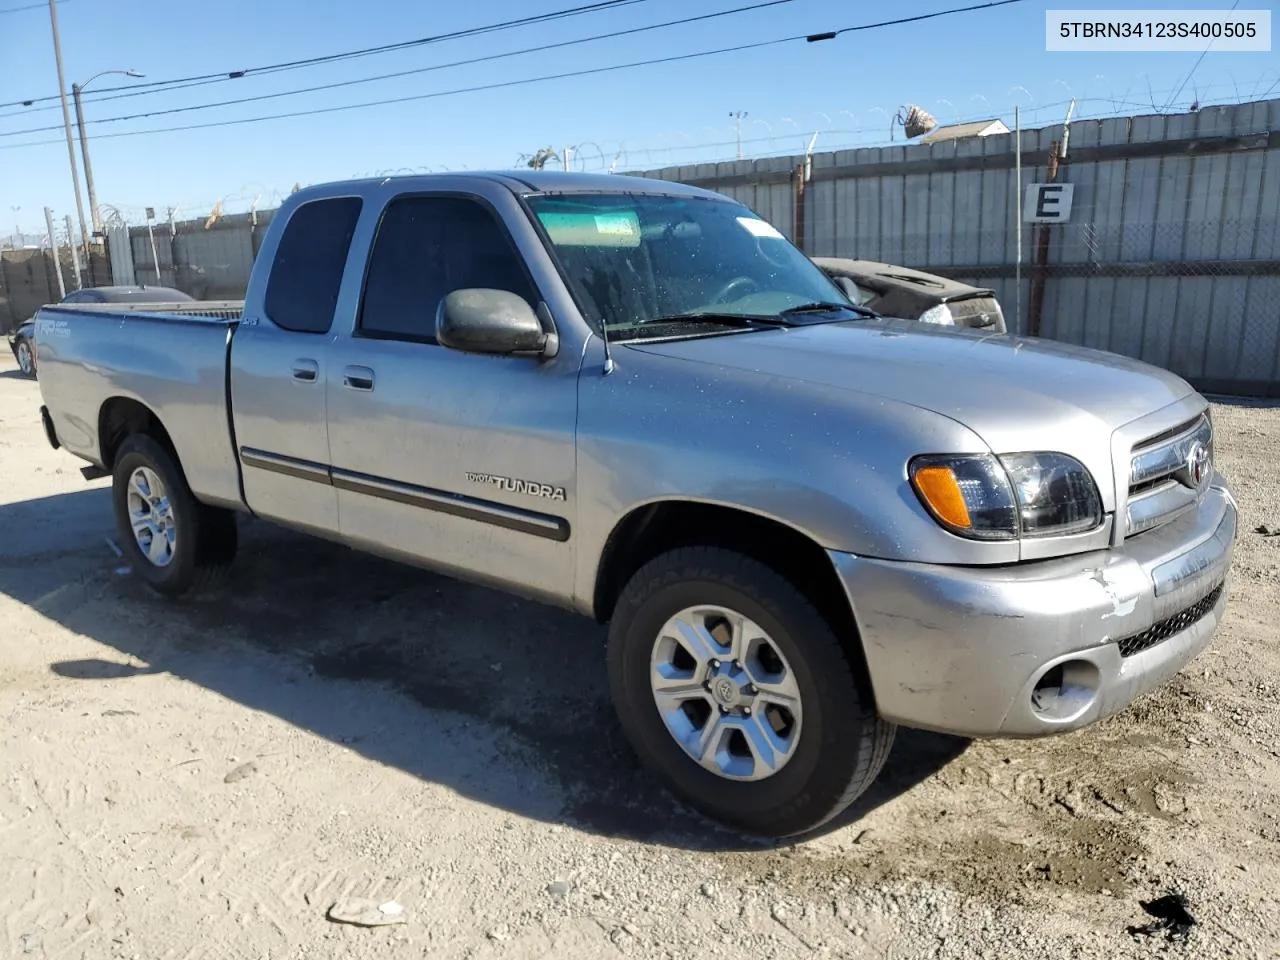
(107, 97), (1280, 396)
(639, 97), (1280, 397)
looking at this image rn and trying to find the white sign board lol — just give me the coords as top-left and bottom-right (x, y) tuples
(1023, 183), (1075, 223)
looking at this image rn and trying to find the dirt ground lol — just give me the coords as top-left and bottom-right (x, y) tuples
(1, 352), (1278, 960)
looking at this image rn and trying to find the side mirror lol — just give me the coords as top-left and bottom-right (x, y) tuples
(437, 289), (554, 357)
(834, 276), (875, 307)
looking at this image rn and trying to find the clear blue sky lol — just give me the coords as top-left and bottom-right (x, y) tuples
(0, 0), (1275, 233)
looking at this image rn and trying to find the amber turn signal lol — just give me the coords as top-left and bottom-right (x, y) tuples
(911, 466), (973, 529)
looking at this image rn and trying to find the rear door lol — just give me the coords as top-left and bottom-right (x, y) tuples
(324, 190), (580, 603)
(230, 195), (362, 536)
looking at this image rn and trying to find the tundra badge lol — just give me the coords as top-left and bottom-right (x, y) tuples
(465, 471), (567, 502)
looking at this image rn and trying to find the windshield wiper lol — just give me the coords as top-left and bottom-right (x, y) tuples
(647, 311), (796, 328)
(778, 301), (880, 319)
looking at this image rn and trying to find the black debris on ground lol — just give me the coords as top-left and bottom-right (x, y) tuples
(1127, 892), (1196, 942)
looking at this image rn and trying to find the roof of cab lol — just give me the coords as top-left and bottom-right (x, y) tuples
(493, 170), (723, 199)
(294, 170), (727, 202)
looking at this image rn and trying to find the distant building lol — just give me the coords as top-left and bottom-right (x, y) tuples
(919, 119), (1011, 144)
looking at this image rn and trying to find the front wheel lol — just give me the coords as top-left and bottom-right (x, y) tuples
(607, 547), (895, 838)
(15, 339), (35, 378)
(111, 434), (238, 597)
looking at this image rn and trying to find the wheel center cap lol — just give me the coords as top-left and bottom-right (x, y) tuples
(711, 676), (739, 707)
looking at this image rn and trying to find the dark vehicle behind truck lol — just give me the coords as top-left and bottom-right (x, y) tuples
(814, 256), (1006, 332)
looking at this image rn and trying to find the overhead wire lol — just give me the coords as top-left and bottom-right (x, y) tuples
(0, 0), (70, 13)
(64, 86), (1266, 220)
(0, 0), (796, 131)
(1162, 0), (1241, 110)
(0, 0), (1029, 146)
(0, 0), (658, 109)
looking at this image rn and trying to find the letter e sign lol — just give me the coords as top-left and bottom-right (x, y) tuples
(1023, 183), (1075, 223)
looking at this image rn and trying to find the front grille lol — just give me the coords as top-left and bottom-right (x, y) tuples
(1116, 583), (1224, 658)
(1124, 414), (1213, 538)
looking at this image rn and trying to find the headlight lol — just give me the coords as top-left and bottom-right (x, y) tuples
(917, 304), (955, 325)
(909, 453), (1102, 540)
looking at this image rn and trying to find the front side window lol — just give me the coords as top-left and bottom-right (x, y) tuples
(358, 195), (538, 343)
(525, 193), (851, 341)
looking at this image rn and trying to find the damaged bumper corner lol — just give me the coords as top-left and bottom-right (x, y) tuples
(830, 479), (1236, 738)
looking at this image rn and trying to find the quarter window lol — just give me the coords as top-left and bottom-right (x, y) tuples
(264, 197), (363, 334)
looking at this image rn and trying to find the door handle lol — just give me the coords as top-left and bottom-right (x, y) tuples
(291, 359), (318, 382)
(343, 365), (375, 391)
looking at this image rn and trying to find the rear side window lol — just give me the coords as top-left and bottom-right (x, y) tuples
(358, 195), (537, 343)
(264, 197), (363, 334)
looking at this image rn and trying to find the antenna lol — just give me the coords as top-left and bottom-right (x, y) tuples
(600, 318), (615, 375)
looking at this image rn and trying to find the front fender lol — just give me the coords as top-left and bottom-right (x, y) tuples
(571, 341), (1009, 611)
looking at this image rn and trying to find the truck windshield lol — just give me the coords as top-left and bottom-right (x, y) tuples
(525, 193), (853, 341)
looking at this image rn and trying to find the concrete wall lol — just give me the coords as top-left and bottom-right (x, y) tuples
(124, 210), (276, 301)
(1, 247), (112, 332)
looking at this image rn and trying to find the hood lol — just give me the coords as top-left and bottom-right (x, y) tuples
(627, 319), (1197, 502)
(812, 257), (993, 303)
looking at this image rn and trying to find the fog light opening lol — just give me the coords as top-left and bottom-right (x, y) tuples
(1029, 659), (1100, 722)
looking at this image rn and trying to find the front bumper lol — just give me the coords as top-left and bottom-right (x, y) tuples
(831, 478), (1237, 738)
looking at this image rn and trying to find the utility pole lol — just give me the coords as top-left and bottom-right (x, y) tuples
(43, 207), (66, 299)
(47, 0), (92, 280)
(73, 70), (143, 242)
(71, 84), (98, 233)
(144, 207), (161, 285)
(72, 83), (98, 285)
(64, 214), (82, 289)
(71, 83), (101, 244)
(729, 111), (748, 160)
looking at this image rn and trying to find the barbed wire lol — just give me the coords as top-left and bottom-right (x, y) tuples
(50, 81), (1280, 230)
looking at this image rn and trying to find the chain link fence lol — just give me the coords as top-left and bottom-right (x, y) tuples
(792, 208), (1280, 396)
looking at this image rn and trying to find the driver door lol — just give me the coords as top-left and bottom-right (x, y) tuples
(324, 191), (581, 602)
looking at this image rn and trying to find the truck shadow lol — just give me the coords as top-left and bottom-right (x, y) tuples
(3, 488), (969, 852)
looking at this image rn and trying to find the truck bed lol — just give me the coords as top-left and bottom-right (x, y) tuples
(34, 302), (245, 510)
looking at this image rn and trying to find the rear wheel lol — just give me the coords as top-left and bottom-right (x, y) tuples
(111, 434), (238, 597)
(15, 339), (34, 378)
(607, 547), (895, 838)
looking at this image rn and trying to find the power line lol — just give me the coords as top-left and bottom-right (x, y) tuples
(1162, 0), (1241, 111)
(6, 75), (1263, 158)
(0, 0), (794, 133)
(0, 0), (657, 110)
(0, 0), (1028, 144)
(47, 91), (1254, 218)
(0, 0), (69, 13)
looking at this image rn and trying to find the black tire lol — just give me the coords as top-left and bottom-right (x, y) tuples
(607, 547), (895, 838)
(111, 433), (238, 597)
(15, 338), (36, 379)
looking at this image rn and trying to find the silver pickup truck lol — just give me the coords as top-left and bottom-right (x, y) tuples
(34, 172), (1237, 838)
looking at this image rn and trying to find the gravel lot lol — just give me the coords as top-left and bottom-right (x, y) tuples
(2, 352), (1278, 960)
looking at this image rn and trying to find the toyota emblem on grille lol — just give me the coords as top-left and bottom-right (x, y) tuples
(1186, 440), (1212, 489)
